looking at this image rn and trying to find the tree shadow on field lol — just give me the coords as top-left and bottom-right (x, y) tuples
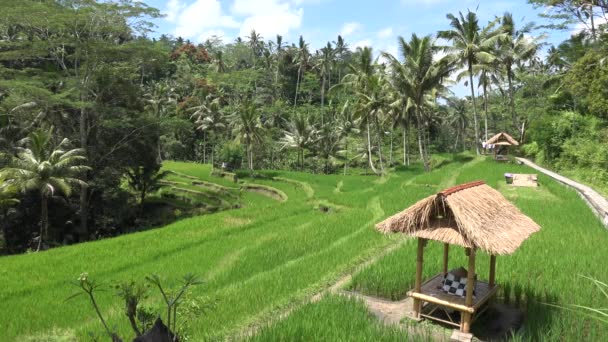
(471, 283), (557, 341)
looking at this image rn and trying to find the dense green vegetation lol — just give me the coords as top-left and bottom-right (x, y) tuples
(1, 158), (607, 340)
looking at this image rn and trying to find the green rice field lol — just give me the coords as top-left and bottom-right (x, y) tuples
(0, 156), (607, 341)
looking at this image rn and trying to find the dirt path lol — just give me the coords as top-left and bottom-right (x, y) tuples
(516, 157), (608, 227)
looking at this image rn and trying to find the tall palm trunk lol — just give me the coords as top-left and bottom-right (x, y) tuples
(294, 66), (302, 108)
(468, 64), (480, 155)
(79, 106), (88, 242)
(507, 65), (517, 132)
(375, 116), (384, 172)
(366, 120), (379, 175)
(416, 109), (430, 172)
(38, 196), (48, 252)
(343, 140), (348, 175)
(389, 129), (394, 166)
(483, 83), (489, 143)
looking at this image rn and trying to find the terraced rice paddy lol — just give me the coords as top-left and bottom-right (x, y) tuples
(0, 156), (606, 341)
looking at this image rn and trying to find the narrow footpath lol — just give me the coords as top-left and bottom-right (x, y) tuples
(516, 157), (608, 227)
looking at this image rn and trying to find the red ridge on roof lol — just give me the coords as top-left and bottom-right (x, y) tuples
(439, 180), (486, 197)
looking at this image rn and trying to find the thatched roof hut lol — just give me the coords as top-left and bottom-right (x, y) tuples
(375, 181), (541, 336)
(376, 180), (540, 255)
(485, 132), (519, 146)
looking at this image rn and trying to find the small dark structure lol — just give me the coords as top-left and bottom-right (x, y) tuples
(133, 318), (177, 342)
(485, 132), (519, 161)
(375, 181), (540, 336)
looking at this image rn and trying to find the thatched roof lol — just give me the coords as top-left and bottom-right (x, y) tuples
(375, 181), (540, 255)
(485, 132), (519, 146)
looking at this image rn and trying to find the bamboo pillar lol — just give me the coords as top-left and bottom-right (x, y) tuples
(489, 254), (496, 288)
(442, 243), (449, 275)
(413, 238), (425, 318)
(462, 248), (476, 333)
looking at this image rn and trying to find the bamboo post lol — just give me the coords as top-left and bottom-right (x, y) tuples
(413, 238), (425, 318)
(489, 254), (496, 288)
(442, 243), (449, 275)
(462, 248), (476, 333)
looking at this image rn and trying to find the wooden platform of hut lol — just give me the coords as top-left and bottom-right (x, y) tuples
(376, 181), (541, 338)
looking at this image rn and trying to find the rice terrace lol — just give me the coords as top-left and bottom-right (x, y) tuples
(2, 0), (608, 341)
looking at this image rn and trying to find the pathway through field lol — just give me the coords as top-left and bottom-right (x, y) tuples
(516, 157), (608, 227)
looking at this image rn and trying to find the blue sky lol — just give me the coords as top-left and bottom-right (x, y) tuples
(143, 0), (574, 96)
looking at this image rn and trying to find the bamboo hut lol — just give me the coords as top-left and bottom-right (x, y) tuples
(375, 181), (540, 336)
(485, 132), (519, 161)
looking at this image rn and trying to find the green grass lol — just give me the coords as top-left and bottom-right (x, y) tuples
(249, 295), (437, 341)
(0, 156), (606, 341)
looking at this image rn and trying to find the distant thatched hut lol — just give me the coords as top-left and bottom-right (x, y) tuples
(484, 132), (519, 161)
(376, 181), (540, 336)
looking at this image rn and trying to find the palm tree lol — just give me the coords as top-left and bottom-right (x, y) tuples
(0, 129), (89, 251)
(144, 81), (176, 163)
(246, 29), (263, 68)
(333, 35), (349, 84)
(336, 47), (382, 174)
(438, 11), (504, 155)
(383, 34), (454, 171)
(293, 36), (310, 108)
(211, 50), (227, 73)
(498, 12), (540, 137)
(315, 42), (335, 110)
(230, 102), (264, 170)
(336, 101), (359, 174)
(447, 97), (469, 152)
(191, 96), (227, 166)
(280, 112), (314, 170)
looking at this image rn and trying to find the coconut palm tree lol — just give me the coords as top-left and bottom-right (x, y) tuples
(382, 34), (454, 171)
(336, 101), (359, 174)
(336, 47), (382, 174)
(293, 36), (310, 108)
(0, 129), (89, 251)
(211, 50), (227, 73)
(230, 102), (264, 170)
(438, 10), (504, 155)
(280, 112), (314, 170)
(191, 96), (227, 166)
(315, 42), (335, 110)
(498, 12), (540, 136)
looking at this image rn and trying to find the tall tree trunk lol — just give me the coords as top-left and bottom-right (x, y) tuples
(416, 110), (430, 172)
(38, 196), (48, 252)
(483, 83), (489, 143)
(468, 65), (480, 155)
(79, 106), (88, 241)
(454, 127), (460, 152)
(344, 140), (348, 175)
(294, 66), (301, 108)
(507, 65), (517, 132)
(590, 4), (596, 41)
(389, 129), (393, 166)
(321, 73), (326, 108)
(403, 125), (407, 166)
(366, 120), (379, 175)
(375, 117), (384, 173)
(321, 73), (326, 125)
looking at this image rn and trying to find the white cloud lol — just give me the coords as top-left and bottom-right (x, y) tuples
(377, 27), (393, 39)
(171, 0), (239, 40)
(232, 0), (303, 39)
(353, 39), (372, 49)
(164, 0), (183, 22)
(340, 22), (361, 37)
